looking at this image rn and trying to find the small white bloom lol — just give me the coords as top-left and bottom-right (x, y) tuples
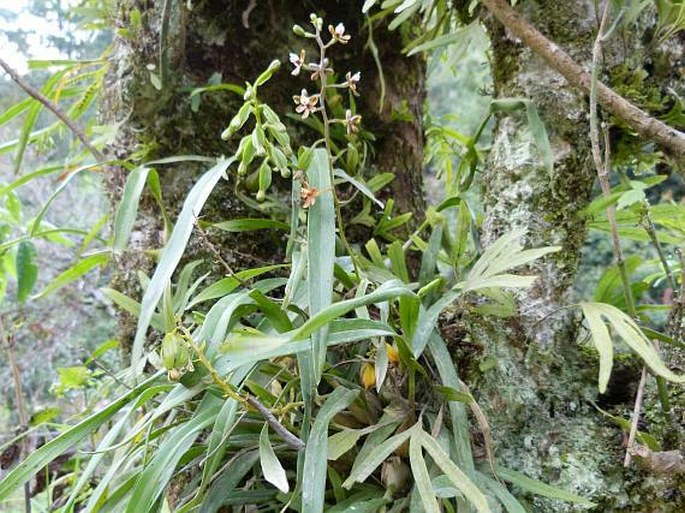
(289, 49), (306, 76)
(293, 89), (320, 118)
(345, 71), (361, 96)
(329, 22), (351, 43)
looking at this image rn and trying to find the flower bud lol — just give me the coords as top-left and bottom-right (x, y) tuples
(360, 362), (376, 390)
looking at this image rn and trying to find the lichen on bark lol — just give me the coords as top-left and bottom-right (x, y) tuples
(450, 1), (685, 511)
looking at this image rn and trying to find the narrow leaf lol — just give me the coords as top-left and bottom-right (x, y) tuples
(302, 388), (359, 513)
(131, 158), (231, 371)
(260, 424), (289, 493)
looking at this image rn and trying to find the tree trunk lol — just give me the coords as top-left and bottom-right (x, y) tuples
(444, 1), (685, 510)
(102, 0), (426, 351)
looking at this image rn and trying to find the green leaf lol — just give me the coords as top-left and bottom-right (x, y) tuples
(186, 264), (285, 309)
(131, 158), (232, 371)
(417, 430), (491, 513)
(579, 302), (685, 385)
(476, 472), (526, 513)
(307, 148), (336, 387)
(127, 394), (222, 513)
(495, 466), (595, 506)
(580, 303), (614, 393)
(489, 99), (554, 178)
(407, 21), (479, 56)
(328, 429), (362, 461)
(113, 167), (150, 252)
(294, 280), (413, 341)
(428, 333), (474, 476)
(210, 218), (289, 232)
(260, 424), (290, 493)
(410, 435), (440, 513)
(34, 252), (109, 299)
(457, 228), (559, 292)
(302, 388), (359, 513)
(333, 168), (384, 208)
(56, 366), (91, 391)
(343, 423), (417, 488)
(0, 373), (162, 503)
(15, 240), (38, 302)
(30, 162), (100, 236)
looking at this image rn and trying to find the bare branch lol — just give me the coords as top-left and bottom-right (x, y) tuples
(481, 0), (685, 164)
(0, 57), (106, 164)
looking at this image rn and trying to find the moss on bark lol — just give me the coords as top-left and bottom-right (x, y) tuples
(102, 2), (426, 353)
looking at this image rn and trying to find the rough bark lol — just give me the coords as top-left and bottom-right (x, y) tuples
(101, 0), (426, 351)
(443, 1), (685, 511)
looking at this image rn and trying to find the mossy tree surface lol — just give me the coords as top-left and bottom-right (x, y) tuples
(102, 0), (426, 352)
(447, 1), (685, 511)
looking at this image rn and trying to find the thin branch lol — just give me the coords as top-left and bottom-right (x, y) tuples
(1, 319), (31, 513)
(480, 0), (685, 163)
(0, 57), (106, 164)
(624, 366), (648, 466)
(588, 0), (647, 467)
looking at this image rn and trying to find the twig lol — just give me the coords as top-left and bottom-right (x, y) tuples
(187, 337), (305, 450)
(1, 318), (31, 513)
(194, 217), (243, 283)
(242, 0), (258, 28)
(624, 366), (648, 466)
(587, 1), (647, 467)
(480, 0), (685, 162)
(0, 57), (106, 164)
(590, 2), (637, 318)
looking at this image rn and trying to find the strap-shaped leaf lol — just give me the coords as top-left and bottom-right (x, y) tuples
(131, 158), (232, 371)
(580, 303), (614, 393)
(113, 166), (150, 253)
(302, 388), (358, 513)
(417, 430), (491, 513)
(409, 435), (440, 513)
(580, 302), (685, 385)
(307, 148), (336, 386)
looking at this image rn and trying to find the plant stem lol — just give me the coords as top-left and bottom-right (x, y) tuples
(188, 338), (305, 450)
(314, 27), (361, 278)
(1, 318), (31, 513)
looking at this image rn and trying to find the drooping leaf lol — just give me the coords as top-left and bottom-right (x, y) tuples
(259, 423), (290, 493)
(580, 302), (685, 386)
(34, 252), (109, 299)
